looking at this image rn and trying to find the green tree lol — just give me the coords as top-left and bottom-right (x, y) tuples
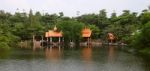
(131, 22), (150, 54)
(98, 9), (109, 29)
(88, 25), (100, 39)
(140, 10), (150, 25)
(76, 14), (98, 25)
(57, 20), (84, 45)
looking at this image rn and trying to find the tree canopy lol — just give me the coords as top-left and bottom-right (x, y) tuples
(0, 7), (150, 49)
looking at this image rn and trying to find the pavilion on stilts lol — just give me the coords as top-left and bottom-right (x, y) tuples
(45, 26), (63, 46)
(45, 26), (92, 46)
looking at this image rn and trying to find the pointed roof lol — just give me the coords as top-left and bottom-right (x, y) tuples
(45, 26), (92, 38)
(53, 25), (57, 31)
(48, 30), (62, 37)
(82, 27), (92, 37)
(45, 26), (62, 37)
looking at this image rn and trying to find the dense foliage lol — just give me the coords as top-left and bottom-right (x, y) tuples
(131, 22), (150, 54)
(57, 20), (84, 45)
(0, 7), (150, 50)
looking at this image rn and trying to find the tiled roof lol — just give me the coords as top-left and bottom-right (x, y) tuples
(45, 30), (62, 37)
(82, 28), (92, 37)
(45, 27), (92, 38)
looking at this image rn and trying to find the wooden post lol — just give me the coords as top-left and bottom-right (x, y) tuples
(59, 37), (61, 43)
(47, 37), (48, 46)
(50, 37), (52, 42)
(41, 35), (43, 47)
(63, 38), (64, 42)
(33, 35), (35, 48)
(87, 37), (89, 45)
(89, 37), (90, 45)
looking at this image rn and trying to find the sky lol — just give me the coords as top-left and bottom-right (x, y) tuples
(0, 0), (149, 17)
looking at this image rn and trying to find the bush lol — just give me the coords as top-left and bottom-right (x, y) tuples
(131, 22), (150, 53)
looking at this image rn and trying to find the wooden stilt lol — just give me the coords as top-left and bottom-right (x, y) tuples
(47, 37), (48, 46)
(59, 37), (60, 43)
(33, 35), (35, 48)
(87, 37), (89, 45)
(63, 38), (64, 42)
(41, 35), (43, 47)
(50, 37), (52, 42)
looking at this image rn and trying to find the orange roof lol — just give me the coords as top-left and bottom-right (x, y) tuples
(45, 30), (62, 37)
(45, 32), (49, 37)
(45, 26), (92, 38)
(82, 28), (92, 37)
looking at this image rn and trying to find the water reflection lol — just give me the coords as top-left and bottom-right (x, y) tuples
(82, 47), (92, 62)
(45, 46), (62, 62)
(0, 45), (149, 71)
(108, 46), (116, 62)
(81, 46), (94, 71)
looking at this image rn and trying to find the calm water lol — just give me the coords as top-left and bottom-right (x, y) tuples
(0, 46), (150, 71)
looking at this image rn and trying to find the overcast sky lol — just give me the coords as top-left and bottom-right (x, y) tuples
(0, 0), (149, 17)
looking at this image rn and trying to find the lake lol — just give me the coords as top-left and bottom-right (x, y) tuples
(0, 45), (149, 71)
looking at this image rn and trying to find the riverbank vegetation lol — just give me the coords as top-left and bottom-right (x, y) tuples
(0, 7), (150, 54)
(130, 22), (150, 54)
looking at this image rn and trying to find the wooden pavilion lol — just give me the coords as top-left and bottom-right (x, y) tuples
(81, 27), (92, 45)
(45, 26), (92, 45)
(45, 26), (63, 45)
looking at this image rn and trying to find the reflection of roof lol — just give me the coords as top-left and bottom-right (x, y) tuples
(82, 28), (92, 37)
(45, 30), (62, 37)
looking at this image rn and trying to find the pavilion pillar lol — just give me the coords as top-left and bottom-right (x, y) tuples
(59, 37), (61, 43)
(63, 38), (64, 42)
(41, 36), (43, 47)
(50, 37), (52, 42)
(33, 35), (35, 48)
(46, 37), (48, 42)
(90, 37), (91, 44)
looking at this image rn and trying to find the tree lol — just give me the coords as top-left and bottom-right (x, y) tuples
(76, 14), (98, 25)
(131, 22), (150, 54)
(98, 9), (109, 29)
(140, 10), (150, 25)
(57, 20), (85, 45)
(88, 25), (100, 39)
(110, 12), (117, 23)
(59, 12), (64, 18)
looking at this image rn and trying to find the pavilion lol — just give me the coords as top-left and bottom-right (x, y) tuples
(45, 26), (92, 45)
(45, 26), (63, 45)
(82, 27), (92, 45)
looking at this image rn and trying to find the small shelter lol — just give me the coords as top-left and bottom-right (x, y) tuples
(107, 33), (115, 43)
(45, 26), (92, 45)
(82, 27), (92, 44)
(45, 26), (63, 44)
